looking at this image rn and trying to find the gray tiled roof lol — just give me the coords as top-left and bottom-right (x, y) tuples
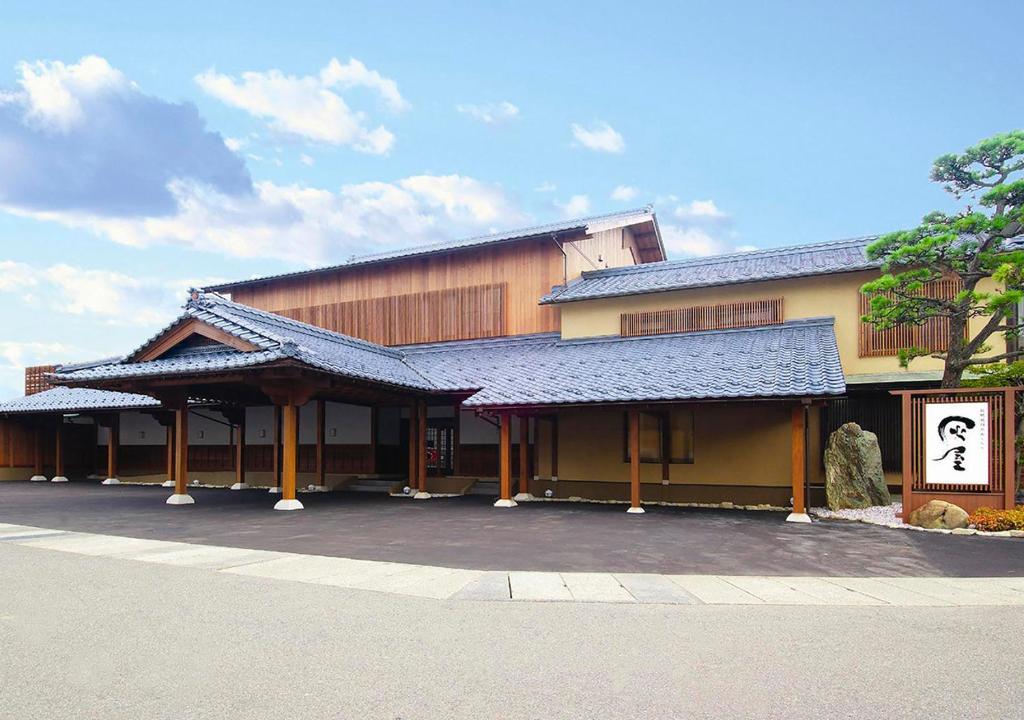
(208, 207), (659, 291)
(0, 387), (159, 414)
(400, 318), (845, 408)
(541, 236), (879, 304)
(57, 294), (438, 391)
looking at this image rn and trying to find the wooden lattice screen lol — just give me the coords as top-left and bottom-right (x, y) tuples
(620, 298), (784, 338)
(278, 283), (505, 346)
(859, 277), (964, 357)
(25, 364), (57, 395)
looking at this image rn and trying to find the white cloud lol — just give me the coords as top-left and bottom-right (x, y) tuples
(0, 260), (38, 291)
(195, 58), (406, 154)
(11, 174), (530, 266)
(659, 225), (728, 256)
(456, 101), (519, 124)
(534, 181), (557, 193)
(674, 199), (726, 219)
(299, 153), (315, 166)
(570, 121), (624, 153)
(224, 136), (245, 151)
(611, 185), (638, 202)
(556, 194), (591, 219)
(15, 55), (128, 131)
(0, 340), (73, 401)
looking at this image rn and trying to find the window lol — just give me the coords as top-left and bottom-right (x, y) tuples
(623, 408), (694, 464)
(858, 278), (965, 357)
(621, 298), (784, 337)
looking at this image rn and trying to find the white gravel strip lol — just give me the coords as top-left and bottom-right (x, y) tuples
(810, 502), (905, 528)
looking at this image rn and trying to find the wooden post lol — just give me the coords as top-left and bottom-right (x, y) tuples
(273, 404), (282, 491)
(234, 410), (246, 489)
(165, 424), (175, 486)
(416, 399), (427, 495)
(166, 407), (194, 504)
(516, 416), (530, 499)
(105, 414), (119, 483)
(52, 417), (66, 482)
(33, 423), (43, 477)
(452, 402), (461, 476)
(900, 392), (912, 519)
(494, 412), (515, 507)
(407, 403), (418, 491)
(627, 408), (643, 513)
(785, 404), (810, 522)
(316, 399), (325, 489)
(1005, 388), (1016, 511)
(550, 415), (559, 481)
(276, 404), (301, 510)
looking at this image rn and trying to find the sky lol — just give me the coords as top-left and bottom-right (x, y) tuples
(0, 0), (1021, 399)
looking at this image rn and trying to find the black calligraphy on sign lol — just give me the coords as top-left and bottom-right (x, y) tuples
(932, 415), (976, 472)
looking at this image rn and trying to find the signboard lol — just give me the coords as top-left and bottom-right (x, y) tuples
(925, 401), (989, 485)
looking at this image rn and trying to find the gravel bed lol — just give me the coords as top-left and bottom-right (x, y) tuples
(810, 502), (904, 527)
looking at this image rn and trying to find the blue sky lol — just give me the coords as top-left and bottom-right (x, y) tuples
(0, 0), (1021, 399)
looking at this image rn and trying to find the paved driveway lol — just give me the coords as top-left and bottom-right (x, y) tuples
(1, 481), (1023, 576)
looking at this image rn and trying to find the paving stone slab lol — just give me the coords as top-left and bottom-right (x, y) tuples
(719, 576), (821, 605)
(824, 577), (953, 606)
(450, 572), (512, 601)
(614, 573), (699, 604)
(669, 575), (763, 604)
(779, 577), (887, 606)
(348, 566), (483, 599)
(509, 571), (572, 601)
(561, 573), (636, 603)
(223, 554), (376, 582)
(879, 577), (1020, 606)
(933, 578), (1024, 605)
(129, 545), (284, 570)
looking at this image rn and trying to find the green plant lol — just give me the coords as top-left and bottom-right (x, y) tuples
(968, 505), (1024, 531)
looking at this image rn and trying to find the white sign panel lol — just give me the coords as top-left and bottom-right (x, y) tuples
(925, 401), (989, 486)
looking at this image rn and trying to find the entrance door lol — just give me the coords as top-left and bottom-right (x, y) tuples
(426, 423), (454, 476)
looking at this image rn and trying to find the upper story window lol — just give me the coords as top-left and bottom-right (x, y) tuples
(858, 277), (965, 357)
(620, 297), (784, 338)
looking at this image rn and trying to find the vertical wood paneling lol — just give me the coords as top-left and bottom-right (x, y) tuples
(24, 365), (56, 395)
(859, 278), (965, 357)
(620, 297), (784, 337)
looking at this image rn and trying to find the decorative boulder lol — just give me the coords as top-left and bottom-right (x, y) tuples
(823, 422), (891, 510)
(907, 500), (969, 530)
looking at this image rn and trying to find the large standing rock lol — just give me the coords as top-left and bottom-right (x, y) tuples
(907, 500), (969, 530)
(823, 423), (891, 510)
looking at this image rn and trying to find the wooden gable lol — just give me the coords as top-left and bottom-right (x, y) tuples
(129, 318), (260, 363)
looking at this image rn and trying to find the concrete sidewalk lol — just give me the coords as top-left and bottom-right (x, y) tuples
(3, 522), (1023, 606)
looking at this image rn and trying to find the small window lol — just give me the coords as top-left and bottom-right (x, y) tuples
(624, 409), (695, 464)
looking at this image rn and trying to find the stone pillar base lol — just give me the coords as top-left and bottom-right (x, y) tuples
(786, 512), (812, 524)
(50, 476), (68, 483)
(166, 493), (195, 505)
(512, 492), (534, 502)
(274, 498), (304, 511)
(493, 498), (518, 508)
(268, 487), (282, 494)
(229, 482), (249, 491)
(413, 491), (432, 500)
(101, 478), (120, 485)
(626, 506), (646, 514)
(29, 475), (48, 482)
(160, 480), (175, 487)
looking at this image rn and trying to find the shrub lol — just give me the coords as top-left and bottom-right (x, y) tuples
(968, 506), (1024, 532)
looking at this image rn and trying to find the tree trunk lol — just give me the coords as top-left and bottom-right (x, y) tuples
(941, 314), (969, 388)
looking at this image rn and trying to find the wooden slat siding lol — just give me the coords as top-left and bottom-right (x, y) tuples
(858, 277), (965, 357)
(908, 392), (1005, 495)
(277, 283), (505, 346)
(620, 297), (784, 337)
(25, 365), (57, 395)
(229, 237), (563, 343)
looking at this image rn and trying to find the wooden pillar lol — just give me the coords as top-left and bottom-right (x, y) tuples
(516, 416), (530, 498)
(33, 423), (43, 477)
(494, 412), (515, 507)
(273, 404), (282, 491)
(234, 410), (246, 489)
(281, 405), (298, 502)
(105, 414), (119, 482)
(52, 417), (66, 482)
(315, 399), (325, 489)
(550, 415), (559, 480)
(627, 408), (643, 513)
(165, 424), (175, 486)
(417, 399), (427, 494)
(786, 404), (810, 523)
(452, 402), (461, 476)
(1004, 388), (1016, 511)
(407, 403), (418, 489)
(166, 407), (194, 504)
